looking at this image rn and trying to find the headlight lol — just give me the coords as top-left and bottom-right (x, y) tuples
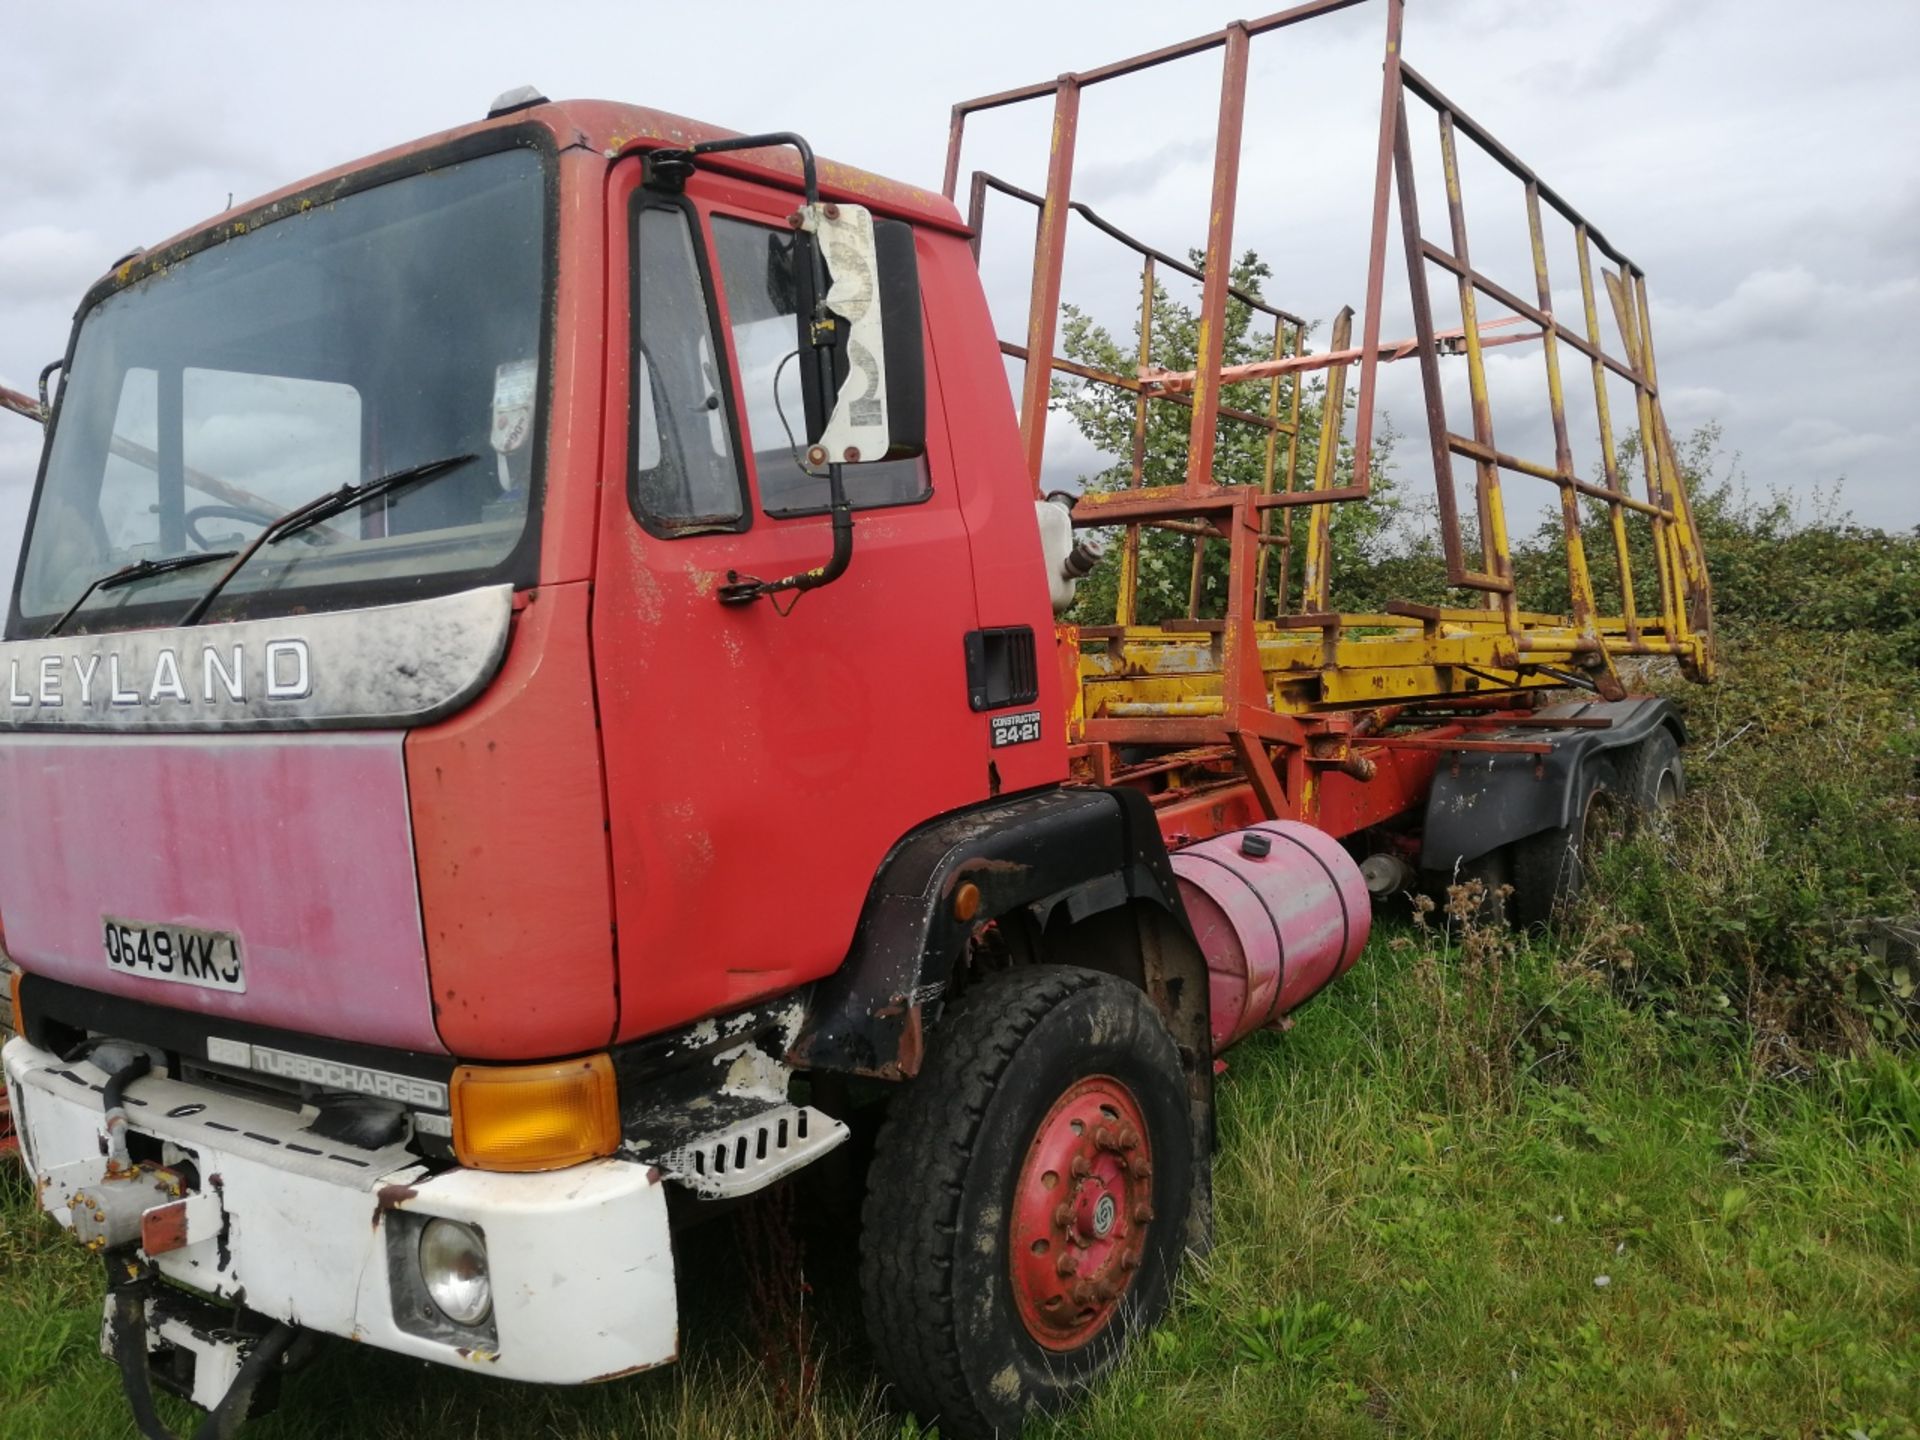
(418, 1218), (492, 1326)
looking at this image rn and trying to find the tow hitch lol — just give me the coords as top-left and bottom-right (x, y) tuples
(102, 1255), (317, 1440)
(68, 1052), (321, 1438)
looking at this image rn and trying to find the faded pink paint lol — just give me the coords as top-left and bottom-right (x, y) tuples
(1170, 821), (1371, 1054)
(0, 732), (441, 1053)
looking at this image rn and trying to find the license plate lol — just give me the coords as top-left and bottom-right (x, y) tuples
(102, 916), (246, 993)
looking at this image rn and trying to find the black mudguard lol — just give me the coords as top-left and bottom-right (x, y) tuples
(789, 786), (1187, 1080)
(1420, 696), (1684, 872)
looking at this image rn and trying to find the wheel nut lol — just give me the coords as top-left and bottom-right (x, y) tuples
(1134, 1203), (1155, 1224)
(1053, 1203), (1074, 1231)
(1071, 1155), (1092, 1180)
(1094, 1125), (1119, 1151)
(1055, 1251), (1078, 1278)
(1120, 1252), (1141, 1271)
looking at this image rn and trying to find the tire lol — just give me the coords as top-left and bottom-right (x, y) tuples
(1618, 728), (1685, 828)
(1511, 760), (1623, 929)
(1451, 846), (1513, 927)
(860, 965), (1195, 1439)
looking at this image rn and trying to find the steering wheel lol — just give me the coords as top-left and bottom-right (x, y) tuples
(185, 503), (277, 551)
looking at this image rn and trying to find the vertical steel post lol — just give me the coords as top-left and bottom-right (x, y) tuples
(1019, 77), (1081, 492)
(1130, 256), (1156, 489)
(1575, 225), (1639, 641)
(1525, 182), (1603, 644)
(1183, 22), (1251, 492)
(1607, 267), (1678, 639)
(1272, 323), (1307, 615)
(1116, 525), (1141, 627)
(942, 107), (967, 201)
(1302, 307), (1353, 613)
(1253, 314), (1288, 618)
(1349, 0), (1405, 494)
(1436, 110), (1515, 618)
(1635, 271), (1714, 652)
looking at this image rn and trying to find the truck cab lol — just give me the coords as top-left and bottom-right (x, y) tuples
(2, 94), (1145, 1424)
(3, 99), (1065, 1064)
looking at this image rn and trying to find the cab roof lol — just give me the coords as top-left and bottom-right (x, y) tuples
(128, 97), (967, 273)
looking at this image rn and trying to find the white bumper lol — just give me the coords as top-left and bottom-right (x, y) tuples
(3, 1035), (678, 1385)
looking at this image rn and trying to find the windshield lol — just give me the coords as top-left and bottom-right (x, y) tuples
(14, 144), (548, 635)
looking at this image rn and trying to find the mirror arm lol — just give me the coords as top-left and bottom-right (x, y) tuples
(650, 133), (856, 611)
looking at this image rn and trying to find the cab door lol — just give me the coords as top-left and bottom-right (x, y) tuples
(593, 156), (990, 1041)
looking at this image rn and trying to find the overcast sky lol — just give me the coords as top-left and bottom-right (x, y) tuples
(2, 0), (1913, 602)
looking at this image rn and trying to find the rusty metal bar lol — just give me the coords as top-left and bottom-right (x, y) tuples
(1436, 108), (1515, 608)
(1276, 322), (1306, 614)
(1116, 521), (1141, 626)
(1525, 179), (1606, 651)
(1636, 270), (1713, 648)
(1576, 223), (1640, 641)
(1348, 0), (1405, 496)
(1, 385), (41, 423)
(1018, 78), (1081, 490)
(999, 342), (1297, 432)
(1391, 96), (1504, 594)
(972, 172), (1301, 324)
(1069, 199), (1301, 326)
(1139, 314), (1533, 393)
(1400, 63), (1639, 273)
(1444, 435), (1672, 518)
(1184, 21), (1252, 492)
(945, 0), (1373, 122)
(1417, 240), (1648, 389)
(1253, 315), (1288, 618)
(1607, 266), (1679, 637)
(1131, 256), (1155, 488)
(1300, 308), (1353, 611)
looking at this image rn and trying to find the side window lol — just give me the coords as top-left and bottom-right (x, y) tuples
(631, 203), (745, 531)
(709, 214), (930, 516)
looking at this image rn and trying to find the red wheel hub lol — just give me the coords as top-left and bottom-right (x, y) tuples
(1009, 1075), (1153, 1350)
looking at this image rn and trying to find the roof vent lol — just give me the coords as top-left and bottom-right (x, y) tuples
(487, 85), (548, 119)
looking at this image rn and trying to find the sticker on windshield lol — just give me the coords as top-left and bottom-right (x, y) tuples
(490, 358), (537, 454)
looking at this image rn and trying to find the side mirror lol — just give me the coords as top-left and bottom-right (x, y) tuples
(795, 204), (925, 465)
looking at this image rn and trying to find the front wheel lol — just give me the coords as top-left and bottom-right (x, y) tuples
(860, 965), (1195, 1439)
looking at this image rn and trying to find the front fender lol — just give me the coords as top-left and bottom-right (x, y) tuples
(789, 787), (1183, 1078)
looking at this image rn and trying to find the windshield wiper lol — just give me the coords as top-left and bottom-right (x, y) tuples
(178, 453), (477, 627)
(47, 550), (239, 637)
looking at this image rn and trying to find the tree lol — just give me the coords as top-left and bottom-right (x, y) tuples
(1050, 248), (1418, 624)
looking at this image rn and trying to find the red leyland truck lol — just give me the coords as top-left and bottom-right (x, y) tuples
(1, 1), (1711, 1434)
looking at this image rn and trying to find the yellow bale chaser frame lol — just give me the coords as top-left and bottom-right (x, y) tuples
(947, 0), (1712, 846)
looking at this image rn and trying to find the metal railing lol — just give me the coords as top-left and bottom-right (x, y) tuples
(945, 0), (1714, 723)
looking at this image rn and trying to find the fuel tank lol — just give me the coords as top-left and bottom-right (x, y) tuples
(1169, 821), (1370, 1054)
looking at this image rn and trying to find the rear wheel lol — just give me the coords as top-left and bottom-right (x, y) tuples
(1512, 762), (1624, 929)
(1618, 728), (1685, 830)
(860, 965), (1194, 1439)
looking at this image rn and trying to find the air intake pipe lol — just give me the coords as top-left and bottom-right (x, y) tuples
(1169, 821), (1371, 1054)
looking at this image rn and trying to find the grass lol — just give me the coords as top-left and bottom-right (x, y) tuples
(4, 623), (1918, 1438)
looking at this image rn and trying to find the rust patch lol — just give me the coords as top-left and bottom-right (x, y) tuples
(372, 1183), (419, 1229)
(140, 1200), (190, 1256)
(894, 1005), (926, 1078)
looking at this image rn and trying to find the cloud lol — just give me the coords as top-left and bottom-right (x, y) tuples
(0, 225), (110, 305)
(1654, 266), (1920, 353)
